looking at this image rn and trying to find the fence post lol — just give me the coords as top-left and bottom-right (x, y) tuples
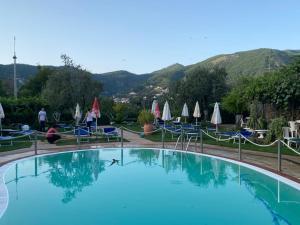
(238, 133), (241, 160)
(162, 128), (165, 149)
(200, 129), (203, 153)
(277, 140), (281, 172)
(77, 127), (81, 149)
(121, 127), (124, 148)
(34, 131), (37, 155)
(181, 129), (184, 151)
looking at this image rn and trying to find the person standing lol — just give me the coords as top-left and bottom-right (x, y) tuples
(38, 108), (47, 132)
(84, 109), (94, 135)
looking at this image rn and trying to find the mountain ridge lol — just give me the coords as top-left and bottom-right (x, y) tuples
(1, 48), (300, 96)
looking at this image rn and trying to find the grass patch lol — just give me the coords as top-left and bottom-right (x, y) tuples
(0, 140), (32, 152)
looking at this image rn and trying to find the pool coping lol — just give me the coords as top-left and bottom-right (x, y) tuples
(0, 147), (300, 219)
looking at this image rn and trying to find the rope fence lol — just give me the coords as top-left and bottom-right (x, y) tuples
(1, 125), (300, 173)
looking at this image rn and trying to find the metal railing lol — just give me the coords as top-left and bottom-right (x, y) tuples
(158, 127), (300, 172)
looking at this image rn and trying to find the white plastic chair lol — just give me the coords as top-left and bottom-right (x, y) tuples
(240, 118), (247, 128)
(288, 121), (298, 138)
(282, 127), (292, 146)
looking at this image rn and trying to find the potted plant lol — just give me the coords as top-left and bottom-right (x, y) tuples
(138, 110), (154, 135)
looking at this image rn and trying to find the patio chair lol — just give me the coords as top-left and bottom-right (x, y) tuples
(288, 121), (298, 138)
(9, 125), (33, 140)
(282, 127), (293, 146)
(102, 127), (120, 142)
(74, 127), (90, 143)
(163, 125), (181, 139)
(57, 123), (73, 131)
(0, 136), (13, 146)
(233, 130), (255, 144)
(172, 117), (181, 126)
(217, 131), (238, 141)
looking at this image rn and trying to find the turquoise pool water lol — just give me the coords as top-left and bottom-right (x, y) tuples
(0, 148), (300, 225)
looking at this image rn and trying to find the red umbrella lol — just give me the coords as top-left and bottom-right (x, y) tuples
(155, 103), (161, 118)
(92, 97), (100, 118)
(92, 97), (100, 132)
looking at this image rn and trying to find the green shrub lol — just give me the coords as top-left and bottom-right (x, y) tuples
(137, 110), (154, 125)
(266, 117), (287, 142)
(0, 97), (48, 128)
(113, 103), (129, 124)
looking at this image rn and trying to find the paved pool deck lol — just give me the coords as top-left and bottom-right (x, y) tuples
(0, 129), (300, 183)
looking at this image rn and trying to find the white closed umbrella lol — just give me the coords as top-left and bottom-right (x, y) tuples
(181, 103), (189, 123)
(0, 103), (4, 135)
(162, 101), (172, 121)
(74, 103), (81, 126)
(193, 101), (201, 125)
(211, 102), (222, 132)
(151, 100), (158, 114)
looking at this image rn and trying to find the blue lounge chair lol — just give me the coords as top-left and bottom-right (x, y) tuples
(102, 127), (120, 142)
(163, 125), (181, 139)
(233, 130), (255, 144)
(57, 123), (73, 131)
(0, 136), (13, 146)
(74, 127), (90, 143)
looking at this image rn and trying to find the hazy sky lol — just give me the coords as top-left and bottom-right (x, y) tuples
(0, 0), (299, 74)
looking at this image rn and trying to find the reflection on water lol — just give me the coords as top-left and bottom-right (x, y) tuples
(42, 151), (105, 203)
(3, 149), (300, 225)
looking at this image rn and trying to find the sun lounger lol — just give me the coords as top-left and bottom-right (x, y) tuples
(102, 127), (120, 142)
(74, 127), (90, 143)
(233, 130), (254, 144)
(57, 123), (73, 131)
(0, 136), (13, 146)
(163, 125), (181, 139)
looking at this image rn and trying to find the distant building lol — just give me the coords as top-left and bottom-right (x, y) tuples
(129, 91), (137, 96)
(113, 97), (130, 104)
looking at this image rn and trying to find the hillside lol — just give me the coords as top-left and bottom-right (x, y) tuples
(146, 63), (185, 86)
(0, 64), (38, 85)
(187, 48), (299, 83)
(1, 48), (299, 96)
(93, 71), (151, 96)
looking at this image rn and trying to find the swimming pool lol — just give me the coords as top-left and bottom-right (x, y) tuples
(0, 148), (299, 225)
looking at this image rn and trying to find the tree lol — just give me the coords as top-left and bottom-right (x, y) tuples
(222, 77), (250, 114)
(42, 55), (102, 113)
(19, 66), (53, 97)
(113, 103), (129, 123)
(222, 59), (300, 121)
(0, 80), (8, 97)
(169, 66), (228, 116)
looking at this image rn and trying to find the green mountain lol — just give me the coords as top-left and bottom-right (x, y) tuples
(189, 48), (299, 83)
(1, 48), (299, 96)
(146, 63), (185, 86)
(0, 64), (38, 84)
(93, 70), (151, 96)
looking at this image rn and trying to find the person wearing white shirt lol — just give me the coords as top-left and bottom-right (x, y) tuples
(38, 108), (47, 132)
(84, 110), (94, 135)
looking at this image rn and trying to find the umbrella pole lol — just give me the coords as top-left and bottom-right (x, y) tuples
(96, 117), (98, 134)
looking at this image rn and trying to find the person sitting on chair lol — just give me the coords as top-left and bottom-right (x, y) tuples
(46, 124), (61, 144)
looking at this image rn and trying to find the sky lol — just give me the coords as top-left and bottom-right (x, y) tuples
(0, 0), (300, 74)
